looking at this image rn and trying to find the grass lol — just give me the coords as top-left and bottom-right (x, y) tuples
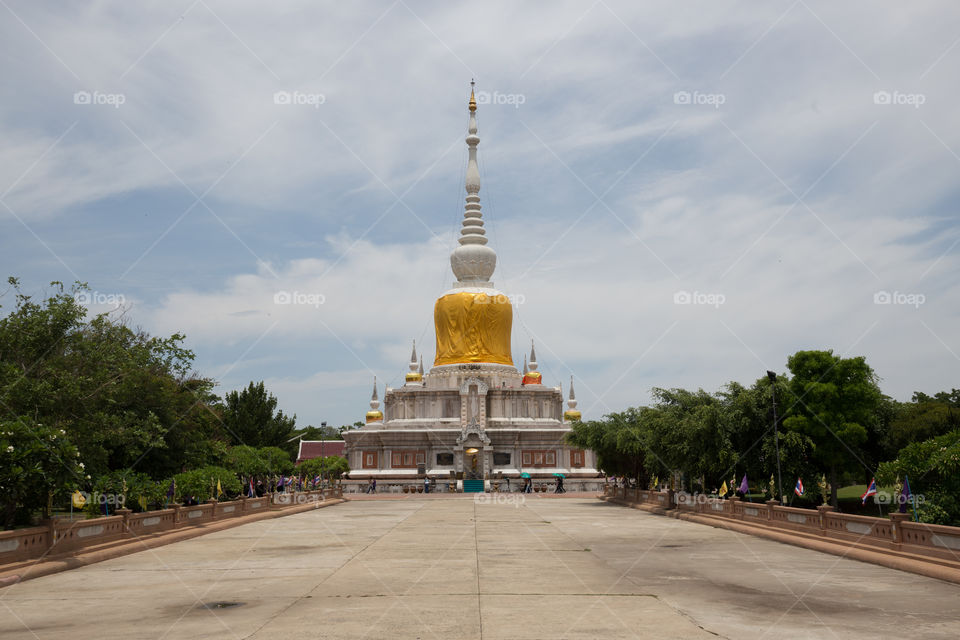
(836, 484), (894, 500)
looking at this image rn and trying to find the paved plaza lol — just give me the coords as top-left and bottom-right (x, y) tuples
(1, 497), (959, 639)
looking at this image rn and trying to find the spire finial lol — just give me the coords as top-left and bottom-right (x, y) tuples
(523, 354), (528, 375)
(366, 375), (383, 423)
(405, 340), (423, 383)
(564, 374), (581, 421)
(528, 340), (538, 371)
(449, 81), (497, 286)
(418, 355), (424, 375)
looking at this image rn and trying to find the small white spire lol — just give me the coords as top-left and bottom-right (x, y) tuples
(418, 355), (424, 375)
(528, 340), (538, 372)
(568, 375), (578, 409)
(522, 354), (528, 375)
(409, 340), (418, 374)
(369, 376), (379, 409)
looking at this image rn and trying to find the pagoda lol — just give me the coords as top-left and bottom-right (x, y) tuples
(342, 84), (598, 493)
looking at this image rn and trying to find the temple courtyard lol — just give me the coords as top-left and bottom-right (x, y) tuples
(1, 496), (958, 639)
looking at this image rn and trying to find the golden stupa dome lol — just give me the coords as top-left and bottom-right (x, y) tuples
(434, 289), (513, 366)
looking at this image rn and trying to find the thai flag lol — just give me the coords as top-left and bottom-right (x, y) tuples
(248, 477), (255, 497)
(313, 475), (320, 486)
(861, 478), (878, 504)
(794, 478), (804, 497)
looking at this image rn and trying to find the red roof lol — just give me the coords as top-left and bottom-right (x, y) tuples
(297, 440), (346, 462)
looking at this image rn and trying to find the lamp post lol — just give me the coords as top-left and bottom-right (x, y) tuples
(767, 371), (784, 505)
(320, 421), (327, 486)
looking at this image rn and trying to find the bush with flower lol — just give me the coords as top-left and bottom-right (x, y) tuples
(0, 418), (86, 529)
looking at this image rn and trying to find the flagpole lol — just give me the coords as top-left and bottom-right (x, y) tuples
(767, 371), (783, 504)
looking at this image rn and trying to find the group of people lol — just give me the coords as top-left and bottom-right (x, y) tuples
(519, 476), (565, 493)
(363, 476), (567, 493)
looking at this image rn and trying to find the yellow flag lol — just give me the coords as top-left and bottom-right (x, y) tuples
(719, 481), (728, 496)
(216, 479), (223, 497)
(72, 490), (87, 508)
(138, 495), (148, 511)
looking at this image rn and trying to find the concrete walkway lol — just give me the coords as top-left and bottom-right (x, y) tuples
(1, 496), (958, 639)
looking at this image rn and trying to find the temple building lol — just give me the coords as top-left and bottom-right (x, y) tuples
(341, 84), (599, 493)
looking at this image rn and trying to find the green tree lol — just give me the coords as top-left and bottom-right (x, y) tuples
(0, 279), (223, 481)
(878, 429), (960, 525)
(292, 424), (342, 441)
(0, 418), (86, 528)
(222, 381), (297, 452)
(173, 466), (242, 503)
(882, 390), (960, 458)
(297, 455), (350, 484)
(225, 445), (293, 478)
(783, 350), (882, 507)
(567, 407), (653, 483)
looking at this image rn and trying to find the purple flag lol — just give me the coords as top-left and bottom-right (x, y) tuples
(738, 474), (749, 495)
(165, 479), (175, 498)
(899, 475), (912, 514)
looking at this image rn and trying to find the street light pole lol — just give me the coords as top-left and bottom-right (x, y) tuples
(767, 371), (784, 505)
(320, 421), (326, 487)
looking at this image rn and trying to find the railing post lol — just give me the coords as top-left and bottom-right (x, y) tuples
(115, 508), (132, 535)
(889, 512), (911, 545)
(765, 499), (779, 521)
(816, 504), (834, 533)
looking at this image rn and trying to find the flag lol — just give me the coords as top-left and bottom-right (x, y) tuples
(166, 479), (176, 499)
(138, 495), (148, 511)
(216, 478), (224, 498)
(277, 475), (285, 489)
(861, 478), (877, 504)
(248, 477), (255, 497)
(900, 475), (915, 519)
(738, 474), (749, 495)
(794, 478), (804, 497)
(72, 490), (87, 509)
(313, 475), (320, 486)
(719, 481), (728, 496)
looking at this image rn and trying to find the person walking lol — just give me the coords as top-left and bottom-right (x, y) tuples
(424, 476), (430, 494)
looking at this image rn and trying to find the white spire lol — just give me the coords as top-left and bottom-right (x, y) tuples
(568, 375), (578, 409)
(418, 355), (424, 375)
(370, 376), (379, 409)
(522, 354), (528, 375)
(405, 340), (423, 383)
(450, 80), (497, 287)
(528, 340), (538, 372)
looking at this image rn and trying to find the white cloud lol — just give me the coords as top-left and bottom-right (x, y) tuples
(2, 1), (959, 427)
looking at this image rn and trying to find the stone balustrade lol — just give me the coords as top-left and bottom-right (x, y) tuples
(0, 487), (344, 567)
(602, 485), (960, 566)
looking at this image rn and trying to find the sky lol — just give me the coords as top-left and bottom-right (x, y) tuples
(2, 1), (958, 428)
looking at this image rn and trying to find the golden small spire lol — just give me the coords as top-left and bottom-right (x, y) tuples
(469, 79), (477, 112)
